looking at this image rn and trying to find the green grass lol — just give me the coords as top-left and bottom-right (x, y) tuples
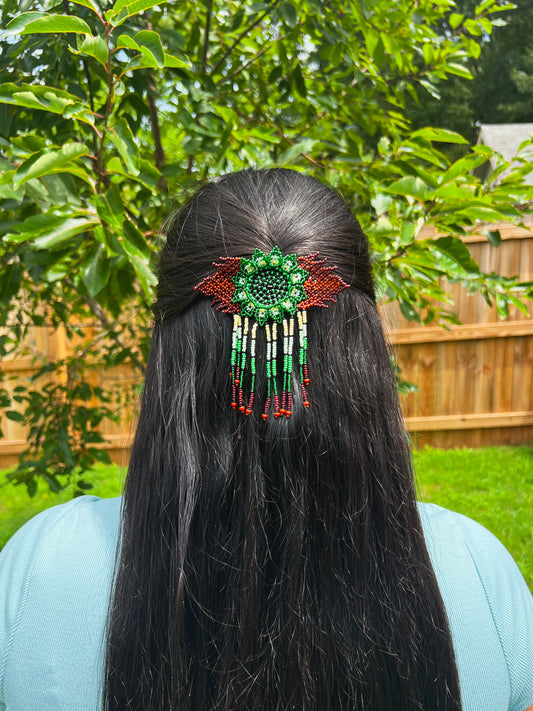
(0, 464), (124, 550)
(414, 446), (533, 589)
(1, 446), (532, 588)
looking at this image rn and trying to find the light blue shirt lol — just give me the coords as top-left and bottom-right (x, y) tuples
(0, 496), (532, 710)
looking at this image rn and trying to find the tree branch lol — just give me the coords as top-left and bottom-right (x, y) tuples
(146, 74), (168, 191)
(221, 43), (272, 84)
(64, 279), (146, 374)
(203, 0), (213, 71)
(210, 0), (281, 76)
(95, 30), (114, 193)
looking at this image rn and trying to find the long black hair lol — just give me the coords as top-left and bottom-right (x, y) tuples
(103, 168), (462, 710)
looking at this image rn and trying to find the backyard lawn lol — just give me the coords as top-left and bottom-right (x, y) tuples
(1, 446), (532, 588)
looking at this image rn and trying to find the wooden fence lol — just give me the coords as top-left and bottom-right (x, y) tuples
(383, 218), (533, 447)
(1, 220), (532, 467)
(0, 325), (139, 469)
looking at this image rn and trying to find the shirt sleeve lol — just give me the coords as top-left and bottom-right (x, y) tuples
(0, 497), (98, 709)
(453, 511), (533, 711)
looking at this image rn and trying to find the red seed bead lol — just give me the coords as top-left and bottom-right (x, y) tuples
(245, 408), (252, 416)
(279, 408), (286, 415)
(231, 402), (237, 409)
(303, 400), (310, 408)
(285, 411), (292, 418)
(239, 405), (246, 413)
(303, 378), (310, 385)
(274, 411), (281, 418)
(234, 379), (240, 386)
(262, 413), (268, 421)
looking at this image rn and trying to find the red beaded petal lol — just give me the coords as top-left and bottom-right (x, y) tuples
(194, 257), (241, 313)
(296, 253), (349, 309)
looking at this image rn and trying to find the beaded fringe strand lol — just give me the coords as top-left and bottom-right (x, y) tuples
(233, 314), (303, 420)
(297, 310), (310, 408)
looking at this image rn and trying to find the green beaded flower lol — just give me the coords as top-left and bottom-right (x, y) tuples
(232, 246), (307, 325)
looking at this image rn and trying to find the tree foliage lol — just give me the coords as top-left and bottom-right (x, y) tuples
(407, 0), (533, 142)
(0, 0), (532, 495)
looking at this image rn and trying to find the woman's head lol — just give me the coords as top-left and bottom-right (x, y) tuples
(149, 168), (392, 445)
(104, 169), (461, 711)
(153, 168), (374, 323)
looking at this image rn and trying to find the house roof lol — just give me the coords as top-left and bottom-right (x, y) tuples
(476, 123), (533, 184)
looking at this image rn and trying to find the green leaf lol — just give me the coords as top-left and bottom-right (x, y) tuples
(363, 30), (384, 63)
(77, 35), (109, 67)
(163, 52), (189, 69)
(485, 229), (502, 247)
(495, 292), (509, 319)
(422, 43), (433, 65)
(508, 294), (530, 316)
(82, 243), (110, 296)
(462, 205), (515, 222)
(449, 12), (464, 29)
(6, 410), (24, 422)
(277, 138), (317, 164)
(371, 194), (394, 215)
(26, 478), (38, 498)
(108, 118), (140, 175)
(106, 0), (168, 26)
(116, 34), (141, 51)
(91, 448), (113, 464)
(0, 83), (94, 125)
(441, 153), (487, 183)
(20, 15), (92, 35)
(6, 214), (71, 240)
(386, 176), (427, 199)
(3, 12), (46, 36)
(399, 222), (416, 245)
(280, 3), (298, 27)
(134, 30), (165, 67)
(431, 236), (480, 274)
(121, 219), (150, 259)
(76, 479), (95, 490)
(445, 63), (473, 79)
(419, 79), (440, 99)
(116, 31), (165, 67)
(399, 300), (420, 322)
(0, 262), (22, 306)
(68, 0), (103, 15)
(475, 0), (497, 15)
(411, 127), (468, 144)
(94, 186), (124, 228)
(32, 217), (99, 250)
(13, 142), (89, 187)
(429, 183), (476, 202)
(130, 253), (156, 297)
(105, 156), (159, 190)
(0, 182), (25, 200)
(292, 65), (306, 97)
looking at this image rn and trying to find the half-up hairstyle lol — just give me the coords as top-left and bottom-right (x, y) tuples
(103, 168), (462, 710)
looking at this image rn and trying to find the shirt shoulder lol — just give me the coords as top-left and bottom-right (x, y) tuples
(419, 503), (533, 711)
(0, 495), (122, 710)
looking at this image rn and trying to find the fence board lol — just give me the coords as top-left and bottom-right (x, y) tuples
(390, 221), (533, 448)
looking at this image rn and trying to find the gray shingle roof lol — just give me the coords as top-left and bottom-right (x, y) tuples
(476, 123), (533, 184)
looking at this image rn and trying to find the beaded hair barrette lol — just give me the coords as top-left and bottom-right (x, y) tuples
(194, 246), (348, 420)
